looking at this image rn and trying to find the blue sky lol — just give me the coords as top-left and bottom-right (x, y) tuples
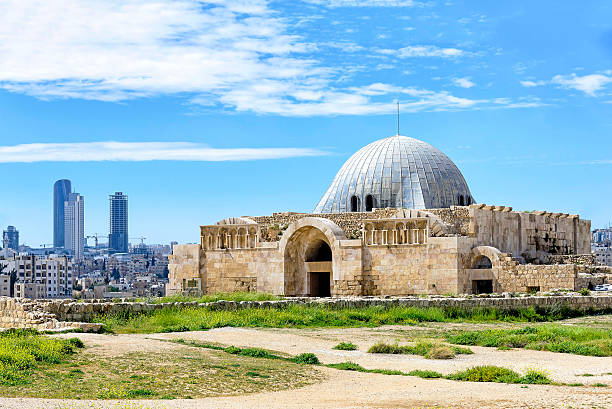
(0, 0), (611, 246)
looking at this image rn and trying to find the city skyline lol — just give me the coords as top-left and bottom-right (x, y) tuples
(0, 1), (611, 245)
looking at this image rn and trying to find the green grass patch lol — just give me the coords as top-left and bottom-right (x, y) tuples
(95, 304), (596, 334)
(0, 329), (84, 386)
(446, 365), (552, 384)
(0, 344), (320, 399)
(333, 342), (358, 351)
(293, 353), (320, 365)
(407, 369), (443, 378)
(368, 341), (472, 359)
(446, 324), (612, 356)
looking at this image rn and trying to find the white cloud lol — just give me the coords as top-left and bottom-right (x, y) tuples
(0, 142), (327, 163)
(398, 46), (463, 58)
(0, 0), (313, 101)
(551, 73), (612, 96)
(302, 0), (421, 7)
(0, 0), (539, 115)
(453, 77), (475, 88)
(520, 73), (612, 96)
(520, 80), (543, 88)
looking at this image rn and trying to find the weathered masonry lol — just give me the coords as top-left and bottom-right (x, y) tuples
(168, 204), (603, 297)
(169, 134), (607, 296)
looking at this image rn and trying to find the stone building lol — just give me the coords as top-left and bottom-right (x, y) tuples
(169, 135), (599, 296)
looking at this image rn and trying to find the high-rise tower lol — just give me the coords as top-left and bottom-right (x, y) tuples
(109, 192), (128, 253)
(64, 193), (85, 260)
(53, 179), (71, 248)
(2, 226), (19, 251)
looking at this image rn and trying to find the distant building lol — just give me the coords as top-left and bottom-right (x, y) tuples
(64, 193), (85, 261)
(593, 244), (612, 267)
(53, 179), (72, 248)
(109, 192), (128, 253)
(12, 254), (73, 299)
(2, 226), (19, 251)
(592, 228), (612, 245)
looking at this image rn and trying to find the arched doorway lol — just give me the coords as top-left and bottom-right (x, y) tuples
(365, 195), (374, 212)
(305, 240), (332, 297)
(473, 255), (492, 269)
(472, 254), (493, 294)
(279, 217), (346, 297)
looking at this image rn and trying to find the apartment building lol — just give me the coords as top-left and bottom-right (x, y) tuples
(11, 254), (73, 299)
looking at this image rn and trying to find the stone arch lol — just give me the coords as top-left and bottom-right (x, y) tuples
(470, 246), (502, 268)
(279, 218), (347, 296)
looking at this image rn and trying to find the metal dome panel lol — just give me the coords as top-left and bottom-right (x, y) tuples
(313, 135), (474, 213)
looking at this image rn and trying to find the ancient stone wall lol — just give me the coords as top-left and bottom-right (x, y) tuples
(0, 297), (101, 331)
(2, 296), (612, 332)
(251, 209), (401, 241)
(167, 244), (204, 295)
(426, 206), (472, 236)
(549, 254), (596, 265)
(469, 205), (591, 257)
(205, 245), (283, 294)
(362, 237), (462, 295)
(495, 263), (577, 293)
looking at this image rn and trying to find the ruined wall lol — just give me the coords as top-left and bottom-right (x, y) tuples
(167, 244), (203, 295)
(469, 205), (591, 257)
(2, 296), (612, 332)
(494, 255), (577, 292)
(204, 244), (284, 295)
(251, 209), (401, 241)
(0, 297), (101, 331)
(426, 206), (472, 236)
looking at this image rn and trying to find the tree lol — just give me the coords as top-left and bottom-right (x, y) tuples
(111, 268), (120, 281)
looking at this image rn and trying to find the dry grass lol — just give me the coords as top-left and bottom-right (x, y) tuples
(0, 344), (322, 399)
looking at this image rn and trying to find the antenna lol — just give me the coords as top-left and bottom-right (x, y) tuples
(396, 100), (400, 136)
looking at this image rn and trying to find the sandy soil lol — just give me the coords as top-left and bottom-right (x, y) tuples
(0, 324), (609, 409)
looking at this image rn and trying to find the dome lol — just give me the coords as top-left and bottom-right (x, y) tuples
(314, 135), (474, 213)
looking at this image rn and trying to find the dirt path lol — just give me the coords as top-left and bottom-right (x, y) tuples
(149, 326), (612, 384)
(0, 369), (610, 409)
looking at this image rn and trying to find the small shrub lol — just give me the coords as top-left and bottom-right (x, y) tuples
(126, 388), (156, 397)
(368, 342), (404, 354)
(520, 368), (551, 384)
(593, 383), (608, 387)
(407, 369), (443, 378)
(333, 342), (358, 351)
(452, 346), (473, 355)
(224, 346), (241, 355)
(67, 338), (85, 348)
(424, 345), (455, 360)
(446, 366), (522, 383)
(293, 353), (319, 365)
(239, 348), (278, 359)
(327, 362), (364, 371)
(578, 288), (590, 296)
